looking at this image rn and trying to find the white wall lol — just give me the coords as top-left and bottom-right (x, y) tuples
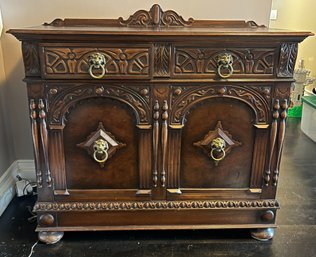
(0, 0), (272, 164)
(0, 40), (14, 175)
(270, 0), (316, 76)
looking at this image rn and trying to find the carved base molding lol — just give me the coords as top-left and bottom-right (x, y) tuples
(34, 199), (279, 212)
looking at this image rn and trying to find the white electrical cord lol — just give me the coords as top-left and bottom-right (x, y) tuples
(27, 240), (39, 257)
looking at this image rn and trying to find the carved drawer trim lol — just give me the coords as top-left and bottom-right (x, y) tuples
(40, 45), (151, 79)
(172, 47), (276, 78)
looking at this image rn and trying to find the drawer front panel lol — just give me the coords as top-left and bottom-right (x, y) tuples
(40, 46), (151, 79)
(172, 47), (276, 78)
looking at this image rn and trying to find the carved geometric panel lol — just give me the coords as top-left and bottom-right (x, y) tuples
(193, 121), (241, 165)
(42, 47), (150, 78)
(77, 122), (126, 167)
(173, 48), (275, 76)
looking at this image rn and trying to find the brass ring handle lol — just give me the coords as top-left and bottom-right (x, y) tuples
(89, 64), (106, 79)
(88, 53), (106, 79)
(210, 137), (226, 162)
(210, 148), (226, 161)
(217, 64), (234, 79)
(217, 53), (234, 79)
(93, 150), (109, 163)
(93, 139), (109, 164)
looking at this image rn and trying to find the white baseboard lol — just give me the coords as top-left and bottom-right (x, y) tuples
(16, 160), (36, 181)
(0, 159), (35, 216)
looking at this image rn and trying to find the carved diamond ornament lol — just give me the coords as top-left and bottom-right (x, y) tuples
(193, 121), (241, 166)
(77, 122), (126, 168)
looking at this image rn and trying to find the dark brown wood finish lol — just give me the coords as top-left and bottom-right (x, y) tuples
(8, 5), (312, 242)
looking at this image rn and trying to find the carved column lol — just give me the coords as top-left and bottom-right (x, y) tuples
(264, 99), (280, 186)
(250, 124), (269, 189)
(29, 99), (42, 188)
(38, 99), (52, 187)
(49, 127), (68, 194)
(137, 125), (152, 195)
(161, 100), (168, 187)
(273, 99), (288, 186)
(152, 100), (160, 187)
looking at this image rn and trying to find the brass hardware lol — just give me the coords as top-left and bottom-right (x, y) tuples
(140, 88), (149, 96)
(217, 53), (234, 78)
(210, 137), (226, 162)
(88, 53), (106, 79)
(174, 88), (182, 95)
(95, 86), (104, 94)
(93, 139), (109, 166)
(49, 88), (58, 95)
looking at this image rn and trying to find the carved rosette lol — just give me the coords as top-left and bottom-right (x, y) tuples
(194, 121), (242, 165)
(277, 43), (298, 77)
(34, 199), (279, 212)
(170, 85), (269, 125)
(47, 84), (150, 126)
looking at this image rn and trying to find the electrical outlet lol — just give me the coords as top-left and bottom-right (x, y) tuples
(270, 10), (278, 20)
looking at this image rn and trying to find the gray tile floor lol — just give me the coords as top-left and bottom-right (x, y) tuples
(1, 118), (316, 257)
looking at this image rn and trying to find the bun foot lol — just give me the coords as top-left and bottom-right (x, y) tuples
(38, 231), (64, 244)
(250, 228), (274, 241)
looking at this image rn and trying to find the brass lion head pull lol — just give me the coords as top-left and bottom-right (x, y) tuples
(210, 137), (226, 165)
(93, 139), (109, 167)
(88, 53), (106, 79)
(217, 53), (234, 79)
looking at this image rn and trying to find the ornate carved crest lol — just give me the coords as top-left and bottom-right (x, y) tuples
(118, 4), (194, 27)
(42, 5), (265, 29)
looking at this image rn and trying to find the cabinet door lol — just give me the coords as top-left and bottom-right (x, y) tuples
(167, 84), (271, 200)
(45, 83), (152, 201)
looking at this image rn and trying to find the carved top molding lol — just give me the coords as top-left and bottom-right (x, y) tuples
(42, 4), (265, 28)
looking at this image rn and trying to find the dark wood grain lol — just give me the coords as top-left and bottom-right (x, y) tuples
(9, 4), (311, 241)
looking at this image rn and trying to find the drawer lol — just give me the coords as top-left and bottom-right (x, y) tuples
(40, 44), (151, 79)
(171, 46), (277, 79)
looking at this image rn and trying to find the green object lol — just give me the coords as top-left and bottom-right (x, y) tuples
(288, 105), (302, 118)
(302, 96), (316, 109)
